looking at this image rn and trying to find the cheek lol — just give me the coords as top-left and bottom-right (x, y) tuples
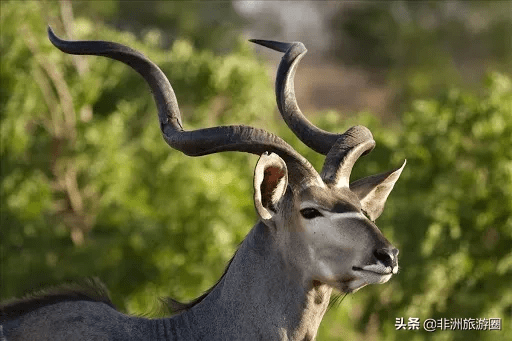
(311, 245), (356, 282)
(303, 220), (358, 278)
(303, 217), (355, 251)
(304, 218), (340, 243)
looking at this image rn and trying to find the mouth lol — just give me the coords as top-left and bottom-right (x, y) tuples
(325, 264), (398, 293)
(350, 264), (396, 287)
(352, 264), (397, 275)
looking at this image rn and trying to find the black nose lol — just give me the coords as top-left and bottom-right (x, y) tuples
(373, 248), (398, 268)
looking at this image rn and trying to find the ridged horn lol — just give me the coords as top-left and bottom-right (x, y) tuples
(250, 40), (375, 187)
(320, 125), (375, 187)
(250, 39), (341, 155)
(47, 27), (320, 185)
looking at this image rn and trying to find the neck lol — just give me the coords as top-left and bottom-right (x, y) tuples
(172, 221), (332, 340)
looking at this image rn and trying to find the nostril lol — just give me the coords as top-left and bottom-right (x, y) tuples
(374, 248), (394, 267)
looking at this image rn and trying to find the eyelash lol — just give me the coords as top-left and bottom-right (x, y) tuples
(300, 208), (323, 219)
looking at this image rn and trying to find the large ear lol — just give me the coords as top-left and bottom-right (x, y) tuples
(350, 160), (406, 221)
(254, 152), (289, 221)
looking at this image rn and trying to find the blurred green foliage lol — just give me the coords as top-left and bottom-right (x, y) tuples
(72, 0), (244, 52)
(330, 1), (512, 114)
(1, 1), (511, 340)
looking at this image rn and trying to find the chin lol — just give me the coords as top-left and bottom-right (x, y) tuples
(325, 277), (366, 293)
(343, 279), (368, 293)
(332, 273), (393, 293)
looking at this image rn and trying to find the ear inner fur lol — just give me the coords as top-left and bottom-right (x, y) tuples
(260, 166), (287, 211)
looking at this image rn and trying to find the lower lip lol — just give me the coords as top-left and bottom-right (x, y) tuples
(352, 267), (391, 276)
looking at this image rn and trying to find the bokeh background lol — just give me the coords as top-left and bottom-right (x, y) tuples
(1, 1), (511, 340)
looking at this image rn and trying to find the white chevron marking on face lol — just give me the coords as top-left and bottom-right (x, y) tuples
(332, 212), (366, 220)
(299, 202), (367, 222)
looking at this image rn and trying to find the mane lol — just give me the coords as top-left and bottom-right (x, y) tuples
(0, 277), (115, 320)
(163, 247), (240, 315)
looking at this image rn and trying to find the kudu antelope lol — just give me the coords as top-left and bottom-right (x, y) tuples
(0, 28), (405, 341)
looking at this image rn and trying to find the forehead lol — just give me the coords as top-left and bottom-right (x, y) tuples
(299, 185), (362, 212)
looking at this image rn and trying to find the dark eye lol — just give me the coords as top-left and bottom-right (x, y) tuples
(300, 208), (323, 219)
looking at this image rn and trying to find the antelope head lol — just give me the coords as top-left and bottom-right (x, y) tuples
(251, 40), (405, 293)
(47, 29), (404, 295)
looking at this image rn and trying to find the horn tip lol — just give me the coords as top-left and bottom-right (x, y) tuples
(249, 39), (296, 53)
(47, 25), (61, 45)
